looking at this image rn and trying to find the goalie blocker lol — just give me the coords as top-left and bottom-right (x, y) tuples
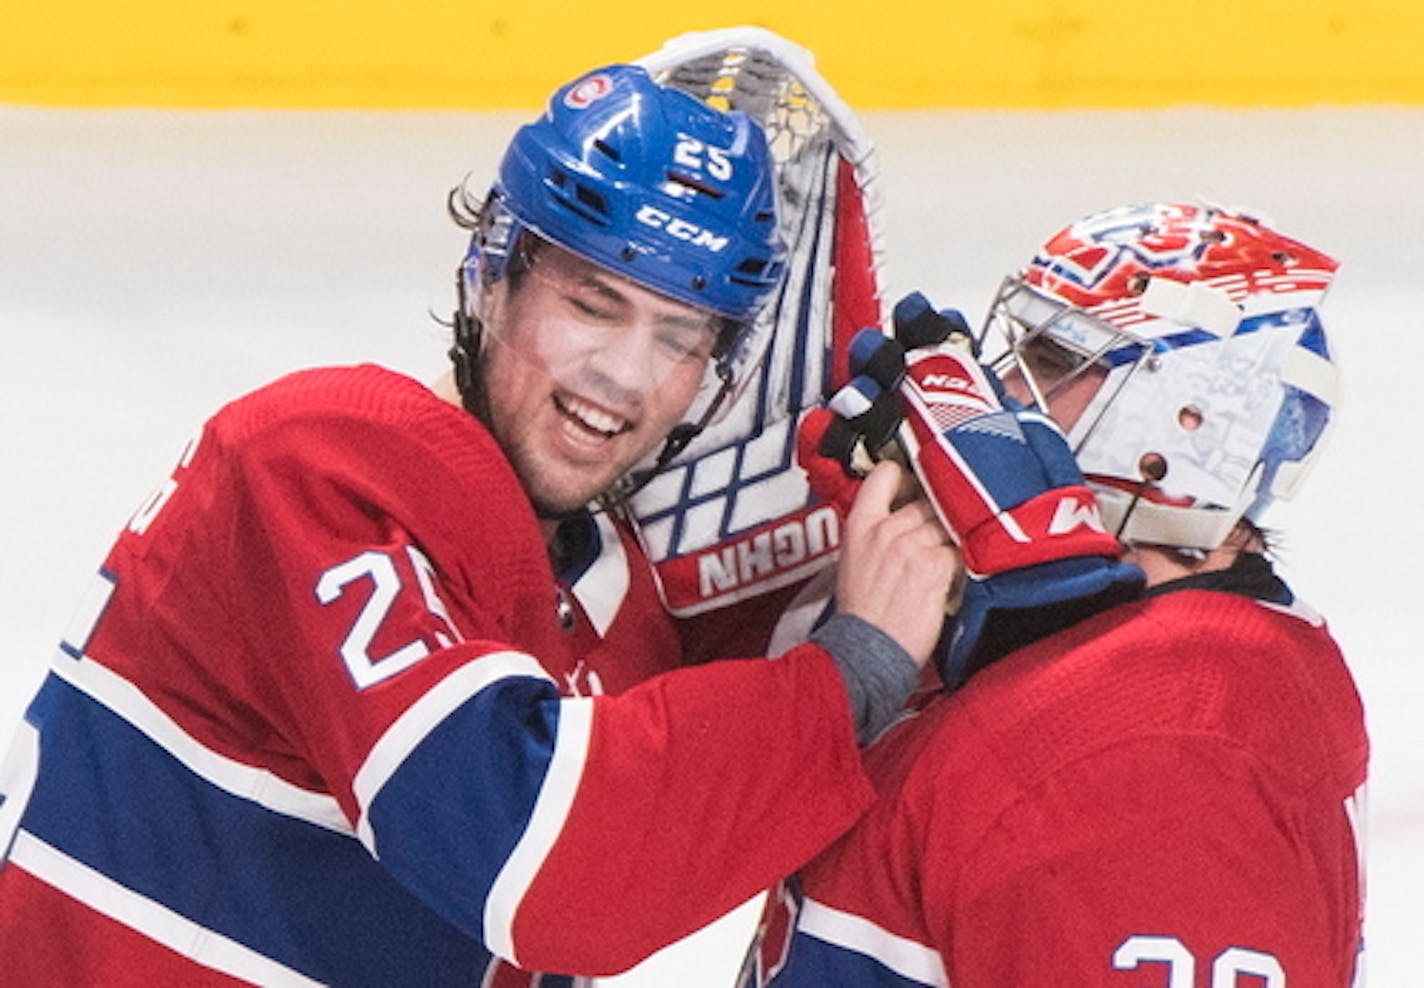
(628, 27), (887, 616)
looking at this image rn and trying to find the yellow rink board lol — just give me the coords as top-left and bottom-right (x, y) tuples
(3, 2), (1422, 108)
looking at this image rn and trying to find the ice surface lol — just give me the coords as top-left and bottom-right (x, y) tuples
(2, 105), (1418, 985)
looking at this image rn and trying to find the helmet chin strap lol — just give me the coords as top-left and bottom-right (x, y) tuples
(601, 364), (735, 510)
(1103, 480), (1209, 564)
(448, 272), (489, 422)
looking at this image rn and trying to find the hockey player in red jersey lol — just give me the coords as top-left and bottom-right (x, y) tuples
(0, 63), (957, 985)
(742, 203), (1368, 987)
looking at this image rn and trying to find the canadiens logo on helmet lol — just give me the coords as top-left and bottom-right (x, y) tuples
(563, 73), (615, 109)
(1042, 203), (1217, 292)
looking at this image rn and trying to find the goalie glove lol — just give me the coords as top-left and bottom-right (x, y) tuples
(893, 291), (1123, 578)
(803, 291), (1145, 689)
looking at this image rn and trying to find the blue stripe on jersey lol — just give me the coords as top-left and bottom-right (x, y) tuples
(18, 673), (497, 986)
(364, 673), (564, 940)
(770, 932), (935, 988)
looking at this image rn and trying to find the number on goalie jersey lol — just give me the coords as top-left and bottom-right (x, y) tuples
(0, 365), (875, 986)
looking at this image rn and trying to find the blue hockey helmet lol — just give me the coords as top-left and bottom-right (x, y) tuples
(469, 63), (786, 324)
(450, 63), (789, 484)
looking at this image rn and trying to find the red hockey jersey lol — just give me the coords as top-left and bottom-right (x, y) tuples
(742, 587), (1368, 988)
(0, 364), (873, 985)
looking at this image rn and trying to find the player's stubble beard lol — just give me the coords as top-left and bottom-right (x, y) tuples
(466, 267), (708, 527)
(477, 345), (664, 525)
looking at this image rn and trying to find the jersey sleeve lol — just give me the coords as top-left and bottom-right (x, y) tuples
(511, 644), (872, 973)
(130, 366), (874, 975)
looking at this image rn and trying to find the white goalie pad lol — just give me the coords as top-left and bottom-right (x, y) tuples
(628, 27), (889, 616)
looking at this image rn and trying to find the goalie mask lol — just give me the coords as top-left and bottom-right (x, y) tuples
(451, 63), (787, 486)
(978, 202), (1340, 552)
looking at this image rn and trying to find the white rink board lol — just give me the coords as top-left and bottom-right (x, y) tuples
(2, 106), (1419, 985)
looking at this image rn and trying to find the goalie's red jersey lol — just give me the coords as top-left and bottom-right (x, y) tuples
(0, 364), (872, 985)
(742, 587), (1368, 988)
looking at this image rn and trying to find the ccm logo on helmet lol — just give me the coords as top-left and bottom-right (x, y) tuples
(635, 205), (730, 252)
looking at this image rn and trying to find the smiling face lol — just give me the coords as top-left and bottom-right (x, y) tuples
(477, 241), (722, 518)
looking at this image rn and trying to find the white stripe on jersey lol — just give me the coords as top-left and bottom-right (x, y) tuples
(800, 897), (949, 988)
(0, 719), (40, 860)
(483, 695), (593, 967)
(10, 830), (326, 987)
(568, 511), (631, 638)
(351, 649), (556, 852)
(1257, 595), (1326, 627)
(51, 654), (353, 835)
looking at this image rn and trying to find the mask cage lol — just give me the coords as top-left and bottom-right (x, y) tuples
(979, 276), (1159, 452)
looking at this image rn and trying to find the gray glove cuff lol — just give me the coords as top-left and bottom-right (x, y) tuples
(810, 612), (921, 744)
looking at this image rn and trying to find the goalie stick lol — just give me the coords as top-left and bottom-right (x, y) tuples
(626, 27), (889, 616)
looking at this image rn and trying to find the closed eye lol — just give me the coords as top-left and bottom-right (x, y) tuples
(563, 282), (624, 322)
(656, 327), (713, 361)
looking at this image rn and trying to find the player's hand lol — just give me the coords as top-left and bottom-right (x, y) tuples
(891, 292), (1123, 577)
(804, 291), (1145, 689)
(893, 292), (1146, 686)
(833, 460), (959, 669)
(801, 292), (1121, 574)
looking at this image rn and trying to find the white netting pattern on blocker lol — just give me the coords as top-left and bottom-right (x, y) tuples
(651, 46), (831, 166)
(629, 29), (890, 613)
(643, 38), (884, 273)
